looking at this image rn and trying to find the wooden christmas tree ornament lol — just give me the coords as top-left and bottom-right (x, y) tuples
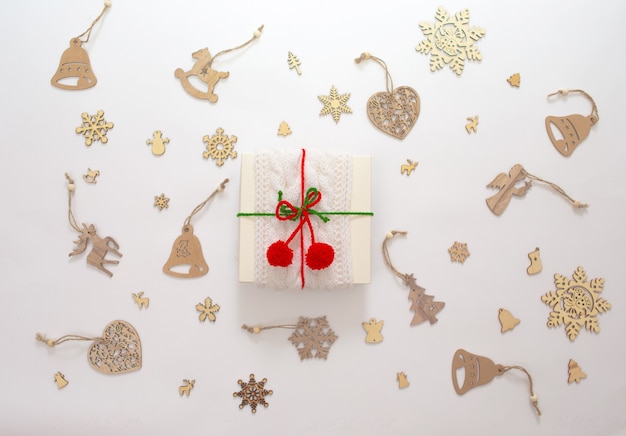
(318, 85), (352, 123)
(452, 349), (541, 416)
(242, 316), (338, 361)
(146, 131), (170, 156)
(354, 52), (420, 139)
(65, 173), (121, 276)
(234, 374), (272, 413)
(174, 25), (263, 103)
(546, 89), (599, 156)
(51, 1), (111, 90)
(54, 372), (69, 389)
(498, 308), (520, 333)
(277, 121), (292, 136)
(383, 231), (445, 326)
(132, 292), (149, 309)
(507, 73), (521, 87)
(397, 372), (409, 389)
(486, 164), (588, 215)
(287, 51), (302, 75)
(362, 318), (384, 343)
(179, 379), (195, 396)
(163, 179), (228, 278)
(527, 247), (542, 275)
(568, 359), (587, 384)
(36, 320), (141, 375)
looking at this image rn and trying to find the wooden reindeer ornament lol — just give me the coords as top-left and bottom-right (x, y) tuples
(179, 379), (195, 396)
(486, 164), (588, 215)
(546, 89), (599, 156)
(65, 173), (121, 276)
(174, 25), (263, 103)
(163, 179), (228, 278)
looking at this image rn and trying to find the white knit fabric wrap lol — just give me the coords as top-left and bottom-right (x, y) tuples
(255, 149), (353, 288)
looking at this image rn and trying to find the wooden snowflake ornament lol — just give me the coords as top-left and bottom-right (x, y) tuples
(234, 374), (273, 413)
(289, 316), (338, 360)
(541, 266), (611, 341)
(154, 193), (170, 211)
(416, 7), (486, 75)
(448, 241), (470, 264)
(318, 85), (352, 123)
(202, 128), (237, 166)
(196, 297), (220, 322)
(75, 110), (114, 146)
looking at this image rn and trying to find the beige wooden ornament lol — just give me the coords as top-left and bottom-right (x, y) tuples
(163, 179), (228, 278)
(546, 89), (599, 156)
(287, 51), (302, 75)
(154, 193), (170, 211)
(75, 110), (114, 146)
(132, 292), (149, 309)
(498, 308), (520, 333)
(355, 52), (420, 139)
(51, 2), (111, 90)
(448, 241), (470, 264)
(179, 379), (195, 396)
(527, 247), (542, 275)
(36, 320), (142, 375)
(452, 348), (541, 416)
(507, 73), (521, 87)
(465, 116), (479, 134)
(196, 297), (220, 322)
(277, 121), (292, 136)
(147, 130), (170, 156)
(400, 159), (418, 176)
(362, 318), (384, 343)
(568, 359), (587, 384)
(234, 374), (273, 413)
(175, 25), (263, 103)
(54, 372), (69, 389)
(82, 168), (100, 184)
(318, 85), (352, 123)
(486, 164), (588, 215)
(202, 128), (237, 166)
(65, 174), (121, 276)
(397, 372), (409, 389)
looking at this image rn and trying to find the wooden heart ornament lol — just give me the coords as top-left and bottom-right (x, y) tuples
(366, 86), (420, 139)
(87, 320), (142, 374)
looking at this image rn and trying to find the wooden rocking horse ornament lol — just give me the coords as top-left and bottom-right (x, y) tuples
(174, 25), (263, 103)
(65, 173), (121, 276)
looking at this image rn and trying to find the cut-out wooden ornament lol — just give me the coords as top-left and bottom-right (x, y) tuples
(400, 159), (418, 176)
(202, 128), (237, 166)
(65, 173), (121, 276)
(234, 374), (272, 413)
(486, 164), (588, 215)
(147, 130), (170, 156)
(175, 25), (263, 103)
(362, 318), (384, 343)
(527, 247), (542, 275)
(132, 292), (149, 309)
(36, 320), (141, 375)
(498, 308), (520, 333)
(541, 266), (611, 341)
(196, 297), (220, 322)
(163, 179), (228, 278)
(507, 73), (521, 87)
(154, 193), (170, 211)
(546, 89), (599, 156)
(242, 316), (338, 361)
(355, 52), (420, 139)
(397, 372), (409, 389)
(54, 372), (69, 389)
(452, 348), (541, 416)
(83, 168), (99, 184)
(179, 379), (195, 396)
(568, 359), (587, 384)
(448, 241), (470, 264)
(318, 85), (352, 123)
(287, 51), (302, 75)
(76, 110), (114, 146)
(465, 116), (479, 134)
(51, 2), (111, 90)
(383, 231), (445, 326)
(277, 121), (292, 136)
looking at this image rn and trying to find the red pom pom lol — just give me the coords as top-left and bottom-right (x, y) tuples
(305, 242), (334, 270)
(267, 240), (293, 267)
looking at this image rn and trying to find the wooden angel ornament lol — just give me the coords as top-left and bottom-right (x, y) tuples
(65, 173), (121, 276)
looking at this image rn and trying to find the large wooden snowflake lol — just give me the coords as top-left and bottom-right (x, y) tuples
(233, 374), (272, 413)
(541, 266), (611, 341)
(415, 7), (485, 76)
(288, 316), (338, 360)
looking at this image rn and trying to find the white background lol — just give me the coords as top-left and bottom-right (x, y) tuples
(1, 0), (625, 435)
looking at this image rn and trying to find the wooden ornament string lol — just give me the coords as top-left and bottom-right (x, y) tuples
(382, 230), (408, 280)
(547, 88), (599, 122)
(36, 333), (99, 347)
(355, 52), (394, 93)
(241, 324), (297, 334)
(520, 168), (588, 209)
(501, 365), (542, 416)
(65, 173), (81, 233)
(209, 25), (264, 68)
(183, 178), (229, 227)
(74, 1), (111, 43)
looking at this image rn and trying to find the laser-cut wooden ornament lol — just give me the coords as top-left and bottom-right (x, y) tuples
(362, 318), (384, 343)
(448, 241), (470, 264)
(397, 372), (409, 389)
(318, 85), (352, 123)
(546, 89), (599, 156)
(383, 231), (445, 326)
(234, 374), (273, 413)
(163, 179), (228, 278)
(36, 320), (141, 375)
(498, 308), (520, 333)
(83, 168), (99, 184)
(277, 121), (292, 136)
(452, 348), (541, 416)
(51, 2), (111, 90)
(75, 110), (114, 146)
(507, 73), (520, 87)
(54, 372), (69, 389)
(527, 247), (542, 275)
(354, 52), (420, 139)
(196, 297), (220, 322)
(147, 130), (170, 156)
(202, 128), (237, 166)
(132, 292), (149, 309)
(287, 52), (302, 75)
(568, 359), (587, 384)
(400, 159), (418, 176)
(486, 164), (588, 215)
(179, 379), (195, 396)
(154, 193), (170, 211)
(174, 25), (263, 103)
(65, 173), (121, 276)
(465, 115), (479, 134)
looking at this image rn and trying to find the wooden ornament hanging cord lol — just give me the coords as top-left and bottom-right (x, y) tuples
(501, 365), (542, 416)
(521, 168), (588, 209)
(547, 88), (599, 123)
(205, 26), (264, 71)
(36, 332), (99, 348)
(355, 52), (394, 93)
(73, 2), (111, 45)
(183, 178), (229, 228)
(241, 324), (297, 334)
(382, 230), (409, 282)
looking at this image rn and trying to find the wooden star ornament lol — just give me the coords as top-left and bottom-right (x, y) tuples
(318, 85), (352, 123)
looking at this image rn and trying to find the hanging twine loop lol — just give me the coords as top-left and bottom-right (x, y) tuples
(501, 365), (542, 416)
(35, 332), (99, 347)
(520, 169), (588, 210)
(65, 173), (82, 232)
(241, 324), (297, 334)
(208, 25), (264, 68)
(382, 230), (410, 282)
(547, 88), (599, 124)
(74, 1), (112, 44)
(355, 52), (394, 93)
(183, 179), (229, 227)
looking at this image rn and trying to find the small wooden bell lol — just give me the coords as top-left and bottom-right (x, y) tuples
(451, 348), (504, 395)
(51, 39), (97, 90)
(162, 225), (209, 278)
(545, 114), (597, 156)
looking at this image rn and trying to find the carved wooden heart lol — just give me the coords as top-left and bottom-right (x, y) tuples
(87, 320), (142, 375)
(366, 86), (420, 139)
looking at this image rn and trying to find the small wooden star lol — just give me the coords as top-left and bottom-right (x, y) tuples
(318, 85), (352, 123)
(154, 193), (170, 211)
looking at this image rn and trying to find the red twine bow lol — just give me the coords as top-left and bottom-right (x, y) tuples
(266, 149), (335, 288)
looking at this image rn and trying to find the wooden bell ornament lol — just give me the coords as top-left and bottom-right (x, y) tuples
(452, 348), (541, 416)
(51, 1), (111, 90)
(546, 89), (599, 156)
(163, 179), (228, 278)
